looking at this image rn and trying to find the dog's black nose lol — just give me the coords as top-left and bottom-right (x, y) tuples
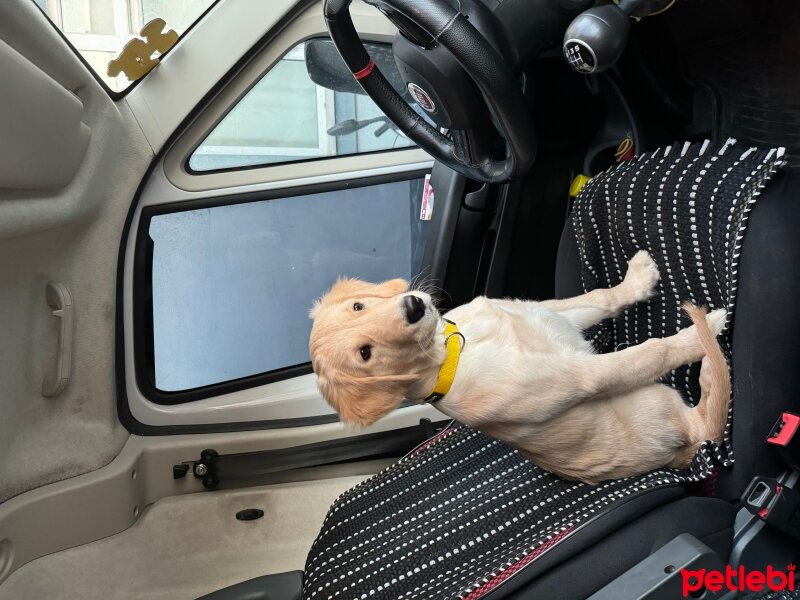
(404, 295), (426, 324)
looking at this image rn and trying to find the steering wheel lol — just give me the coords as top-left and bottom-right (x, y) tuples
(324, 0), (536, 183)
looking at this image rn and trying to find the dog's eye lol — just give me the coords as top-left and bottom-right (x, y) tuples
(353, 302), (364, 311)
(359, 345), (371, 361)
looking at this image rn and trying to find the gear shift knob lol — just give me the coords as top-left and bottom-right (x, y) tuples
(563, 0), (663, 74)
(563, 4), (631, 74)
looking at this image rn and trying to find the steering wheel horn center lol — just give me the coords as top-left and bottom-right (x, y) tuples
(391, 26), (486, 131)
(406, 82), (436, 113)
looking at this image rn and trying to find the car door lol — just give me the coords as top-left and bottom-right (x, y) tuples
(119, 0), (447, 437)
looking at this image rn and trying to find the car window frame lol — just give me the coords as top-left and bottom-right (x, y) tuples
(158, 2), (431, 195)
(133, 168), (430, 405)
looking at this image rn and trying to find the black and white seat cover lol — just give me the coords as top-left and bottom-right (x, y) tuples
(302, 141), (786, 600)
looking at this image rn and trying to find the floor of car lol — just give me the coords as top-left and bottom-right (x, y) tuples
(0, 476), (368, 600)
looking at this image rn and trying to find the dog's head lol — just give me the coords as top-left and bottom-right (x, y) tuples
(309, 278), (441, 427)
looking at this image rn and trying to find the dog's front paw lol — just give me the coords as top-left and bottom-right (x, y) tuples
(623, 250), (660, 302)
(706, 308), (727, 337)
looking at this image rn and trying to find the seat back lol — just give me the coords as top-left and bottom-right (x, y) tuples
(556, 143), (798, 499)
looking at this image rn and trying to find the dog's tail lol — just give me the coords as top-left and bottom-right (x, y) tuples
(683, 303), (731, 446)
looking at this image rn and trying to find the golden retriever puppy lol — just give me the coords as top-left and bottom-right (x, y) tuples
(309, 251), (730, 484)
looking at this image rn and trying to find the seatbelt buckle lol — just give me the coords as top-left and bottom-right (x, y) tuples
(741, 476), (800, 541)
(766, 412), (800, 470)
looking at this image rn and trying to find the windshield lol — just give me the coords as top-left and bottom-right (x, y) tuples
(32, 0), (217, 94)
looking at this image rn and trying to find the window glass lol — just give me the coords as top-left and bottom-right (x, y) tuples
(148, 178), (429, 392)
(193, 57), (322, 168)
(61, 0), (115, 34)
(188, 40), (428, 172)
(32, 0), (216, 93)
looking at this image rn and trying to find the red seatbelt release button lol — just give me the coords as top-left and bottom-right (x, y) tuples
(767, 412), (800, 447)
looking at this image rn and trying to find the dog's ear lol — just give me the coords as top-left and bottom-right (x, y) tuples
(316, 370), (415, 427)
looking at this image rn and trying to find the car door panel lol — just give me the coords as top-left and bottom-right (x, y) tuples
(0, 0), (152, 506)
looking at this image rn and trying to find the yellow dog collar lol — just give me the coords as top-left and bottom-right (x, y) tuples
(423, 319), (465, 404)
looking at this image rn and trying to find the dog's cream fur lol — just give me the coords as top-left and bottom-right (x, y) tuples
(309, 251), (730, 484)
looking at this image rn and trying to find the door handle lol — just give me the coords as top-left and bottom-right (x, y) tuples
(42, 281), (74, 397)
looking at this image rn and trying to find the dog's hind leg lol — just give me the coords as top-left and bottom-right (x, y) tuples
(541, 250), (660, 330)
(564, 308), (726, 397)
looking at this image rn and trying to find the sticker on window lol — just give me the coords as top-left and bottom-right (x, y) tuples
(420, 174), (434, 221)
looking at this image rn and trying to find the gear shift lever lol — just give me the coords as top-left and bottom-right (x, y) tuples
(562, 0), (670, 74)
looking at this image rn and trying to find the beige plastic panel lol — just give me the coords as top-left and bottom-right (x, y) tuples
(0, 405), (439, 585)
(0, 38), (90, 190)
(0, 0), (150, 513)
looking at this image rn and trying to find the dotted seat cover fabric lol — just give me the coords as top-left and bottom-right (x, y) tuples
(573, 140), (784, 467)
(302, 141), (786, 600)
